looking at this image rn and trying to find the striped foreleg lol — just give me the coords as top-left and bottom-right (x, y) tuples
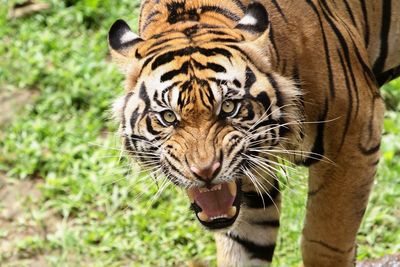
(215, 178), (281, 266)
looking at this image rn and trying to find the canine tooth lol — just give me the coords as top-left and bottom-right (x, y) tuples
(227, 206), (237, 217)
(197, 211), (210, 222)
(227, 181), (237, 196)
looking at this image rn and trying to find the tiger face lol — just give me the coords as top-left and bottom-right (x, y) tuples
(109, 3), (302, 230)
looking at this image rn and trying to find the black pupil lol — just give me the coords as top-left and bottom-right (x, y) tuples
(225, 102), (234, 112)
(165, 112), (174, 121)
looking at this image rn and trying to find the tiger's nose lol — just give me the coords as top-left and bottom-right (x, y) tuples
(190, 161), (221, 181)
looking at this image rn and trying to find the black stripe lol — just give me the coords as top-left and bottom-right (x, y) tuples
(168, 151), (180, 162)
(305, 238), (354, 254)
(124, 136), (134, 153)
(318, 1), (361, 109)
(161, 81), (179, 106)
(232, 0), (246, 12)
(142, 10), (160, 31)
(359, 142), (380, 156)
(343, 1), (357, 28)
(226, 233), (275, 261)
(265, 73), (283, 107)
(372, 0), (392, 75)
(201, 6), (241, 21)
(151, 47), (196, 70)
(160, 61), (189, 82)
(139, 83), (150, 111)
(271, 0), (288, 23)
(164, 157), (186, 182)
(153, 90), (166, 108)
(226, 136), (241, 157)
(192, 60), (227, 73)
(303, 98), (328, 166)
(376, 65), (400, 86)
(241, 102), (255, 121)
(244, 67), (256, 93)
(197, 47), (233, 58)
(210, 37), (239, 43)
(129, 107), (140, 129)
(255, 92), (272, 115)
(151, 47), (232, 71)
(253, 219), (280, 227)
(243, 183), (280, 209)
(147, 36), (186, 52)
(370, 159), (380, 166)
(268, 25), (280, 64)
(306, 0), (335, 98)
(337, 49), (353, 151)
(121, 91), (134, 130)
(146, 116), (161, 135)
(360, 0), (370, 46)
(206, 29), (233, 36)
(167, 2), (200, 24)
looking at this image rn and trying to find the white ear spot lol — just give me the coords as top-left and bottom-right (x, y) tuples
(239, 15), (257, 26)
(120, 31), (139, 44)
(112, 96), (126, 121)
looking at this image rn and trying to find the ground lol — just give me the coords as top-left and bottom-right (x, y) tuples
(0, 1), (399, 266)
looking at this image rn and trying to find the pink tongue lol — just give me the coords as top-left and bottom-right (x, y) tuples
(193, 183), (235, 218)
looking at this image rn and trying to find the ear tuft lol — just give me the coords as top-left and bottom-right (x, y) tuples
(235, 2), (269, 33)
(108, 19), (142, 53)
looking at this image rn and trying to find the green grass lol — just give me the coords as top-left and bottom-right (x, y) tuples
(0, 1), (399, 266)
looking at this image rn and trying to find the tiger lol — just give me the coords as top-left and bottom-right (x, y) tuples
(107, 0), (400, 266)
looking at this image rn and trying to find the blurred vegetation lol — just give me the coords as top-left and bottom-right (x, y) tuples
(0, 1), (399, 266)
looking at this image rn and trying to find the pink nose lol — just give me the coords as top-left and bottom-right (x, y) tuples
(190, 162), (221, 181)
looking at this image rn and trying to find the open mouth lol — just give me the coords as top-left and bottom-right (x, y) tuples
(187, 180), (241, 230)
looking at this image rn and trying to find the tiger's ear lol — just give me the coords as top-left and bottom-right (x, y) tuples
(108, 19), (144, 73)
(234, 2), (272, 70)
(235, 2), (270, 41)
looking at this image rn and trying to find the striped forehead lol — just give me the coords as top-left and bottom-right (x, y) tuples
(140, 46), (248, 112)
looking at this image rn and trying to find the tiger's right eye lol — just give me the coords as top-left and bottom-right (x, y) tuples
(160, 110), (177, 126)
(221, 100), (236, 114)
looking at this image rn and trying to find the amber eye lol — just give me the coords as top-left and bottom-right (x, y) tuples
(161, 110), (177, 125)
(221, 100), (236, 115)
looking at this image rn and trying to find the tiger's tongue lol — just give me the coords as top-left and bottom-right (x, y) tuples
(187, 182), (236, 218)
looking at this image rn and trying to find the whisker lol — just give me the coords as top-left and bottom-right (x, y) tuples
(241, 167), (280, 213)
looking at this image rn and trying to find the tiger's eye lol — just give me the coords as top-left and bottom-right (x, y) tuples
(162, 110), (177, 124)
(221, 100), (236, 114)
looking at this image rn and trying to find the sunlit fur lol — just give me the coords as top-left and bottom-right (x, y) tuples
(109, 0), (399, 266)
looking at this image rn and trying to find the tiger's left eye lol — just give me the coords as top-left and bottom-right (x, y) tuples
(221, 100), (236, 115)
(161, 110), (177, 125)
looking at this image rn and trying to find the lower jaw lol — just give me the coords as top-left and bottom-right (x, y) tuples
(190, 180), (242, 230)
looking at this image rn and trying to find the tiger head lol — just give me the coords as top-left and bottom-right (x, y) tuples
(109, 2), (302, 230)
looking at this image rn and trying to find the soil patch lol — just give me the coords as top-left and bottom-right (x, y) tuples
(0, 87), (39, 126)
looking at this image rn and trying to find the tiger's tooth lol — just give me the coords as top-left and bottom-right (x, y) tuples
(227, 181), (237, 196)
(197, 211), (210, 222)
(211, 184), (222, 191)
(186, 189), (195, 203)
(227, 206), (237, 217)
(199, 187), (209, 193)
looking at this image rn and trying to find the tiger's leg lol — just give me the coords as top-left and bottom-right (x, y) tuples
(301, 97), (385, 266)
(215, 178), (281, 266)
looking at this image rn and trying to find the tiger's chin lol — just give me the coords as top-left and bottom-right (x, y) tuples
(187, 180), (242, 230)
